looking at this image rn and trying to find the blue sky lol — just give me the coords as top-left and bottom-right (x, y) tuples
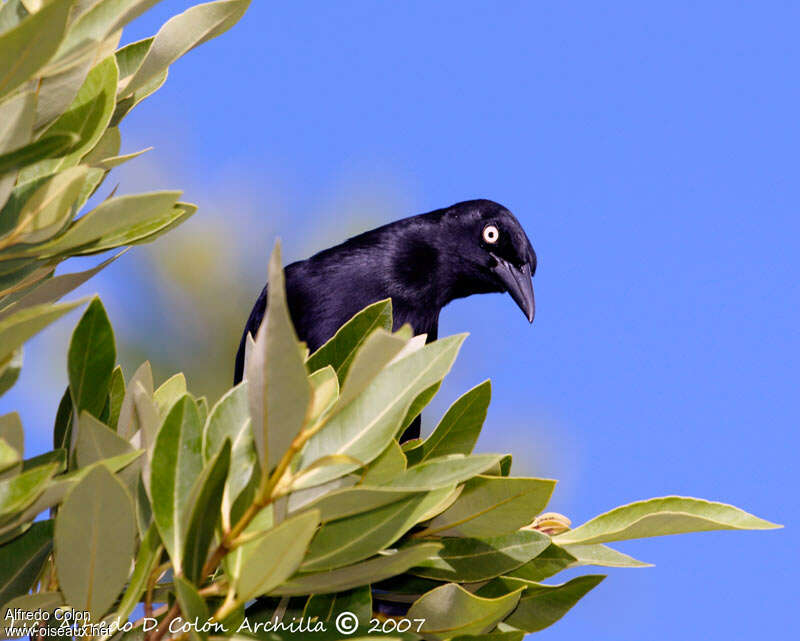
(5, 1), (799, 638)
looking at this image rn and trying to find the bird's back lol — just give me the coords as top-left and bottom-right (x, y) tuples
(233, 230), (408, 383)
(234, 199), (533, 383)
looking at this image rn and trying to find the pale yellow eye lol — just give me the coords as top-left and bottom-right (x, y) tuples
(482, 224), (499, 244)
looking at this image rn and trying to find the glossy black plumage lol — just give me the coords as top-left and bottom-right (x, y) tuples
(234, 199), (537, 441)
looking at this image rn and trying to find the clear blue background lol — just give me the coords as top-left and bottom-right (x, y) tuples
(6, 2), (798, 638)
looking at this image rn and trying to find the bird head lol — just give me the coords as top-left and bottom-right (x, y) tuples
(434, 199), (537, 323)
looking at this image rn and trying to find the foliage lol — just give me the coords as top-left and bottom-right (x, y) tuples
(0, 2), (782, 640)
(0, 0), (250, 388)
(0, 242), (780, 640)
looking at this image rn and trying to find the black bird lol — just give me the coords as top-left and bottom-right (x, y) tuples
(234, 198), (536, 441)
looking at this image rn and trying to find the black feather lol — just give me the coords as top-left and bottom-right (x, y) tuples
(234, 199), (536, 442)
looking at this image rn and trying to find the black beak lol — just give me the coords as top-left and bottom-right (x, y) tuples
(491, 256), (535, 323)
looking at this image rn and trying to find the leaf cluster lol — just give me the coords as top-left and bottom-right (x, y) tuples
(0, 242), (780, 640)
(0, 0), (251, 395)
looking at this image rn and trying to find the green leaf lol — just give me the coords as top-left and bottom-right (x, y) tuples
(233, 509), (320, 601)
(0, 88), (33, 150)
(481, 456), (509, 477)
(115, 36), (153, 88)
(0, 411), (23, 457)
(29, 191), (181, 257)
(60, 0), (162, 55)
(0, 251), (124, 322)
(82, 125), (120, 165)
(561, 543), (651, 568)
(91, 146), (151, 170)
(0, 298), (83, 363)
(75, 411), (132, 468)
(0, 91), (34, 209)
(0, 0), (73, 100)
(183, 439), (230, 583)
(69, 165), (103, 213)
(304, 585), (372, 624)
(150, 395), (203, 573)
(19, 55), (118, 181)
(405, 380), (491, 466)
(116, 360), (153, 438)
(55, 464), (136, 620)
(223, 502), (273, 583)
(174, 575), (211, 641)
(34, 40), (97, 131)
(202, 383), (256, 527)
(301, 490), (449, 572)
(420, 475), (556, 538)
(114, 523), (161, 625)
(271, 542), (441, 596)
(409, 530), (551, 582)
(121, 0), (251, 97)
(335, 327), (410, 408)
(110, 67), (165, 126)
(510, 540), (651, 583)
(83, 200), (196, 253)
(38, 24), (100, 72)
(132, 383), (159, 490)
(68, 296), (115, 418)
(246, 241), (311, 471)
(153, 372), (187, 417)
(108, 364), (125, 429)
(408, 583), (523, 641)
(291, 485), (416, 523)
(133, 475), (151, 539)
(505, 543), (575, 582)
(499, 455), (512, 476)
(0, 0), (27, 33)
(399, 380), (441, 434)
(0, 259), (47, 298)
(21, 449), (66, 474)
(371, 573), (442, 605)
(0, 132), (78, 175)
(0, 348), (22, 397)
(0, 451), (141, 538)
(412, 484), (464, 523)
(53, 386), (72, 449)
(0, 519), (53, 605)
(296, 334), (466, 489)
(307, 365), (338, 423)
(384, 454), (502, 490)
(360, 439), (406, 485)
(0, 462), (57, 519)
(480, 575), (606, 633)
(554, 496), (782, 545)
(0, 437), (19, 473)
(306, 298), (393, 379)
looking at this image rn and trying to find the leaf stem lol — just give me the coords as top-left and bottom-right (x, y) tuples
(145, 602), (179, 641)
(158, 402), (326, 634)
(205, 424), (318, 622)
(145, 561), (170, 620)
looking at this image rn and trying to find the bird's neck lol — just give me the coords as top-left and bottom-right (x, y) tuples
(387, 228), (498, 309)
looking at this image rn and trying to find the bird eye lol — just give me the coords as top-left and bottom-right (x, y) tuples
(482, 224), (499, 244)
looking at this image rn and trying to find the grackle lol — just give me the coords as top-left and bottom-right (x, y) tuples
(234, 198), (536, 441)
